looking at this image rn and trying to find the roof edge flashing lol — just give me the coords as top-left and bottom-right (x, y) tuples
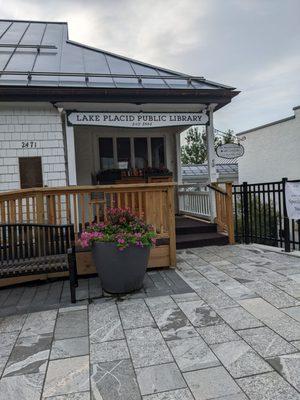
(236, 115), (295, 136)
(0, 18), (68, 25)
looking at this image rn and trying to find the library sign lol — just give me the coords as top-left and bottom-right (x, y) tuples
(67, 111), (209, 128)
(216, 143), (244, 159)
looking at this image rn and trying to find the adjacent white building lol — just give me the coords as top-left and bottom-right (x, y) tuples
(237, 106), (300, 184)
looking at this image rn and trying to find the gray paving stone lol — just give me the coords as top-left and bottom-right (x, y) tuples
(43, 392), (90, 399)
(142, 388), (194, 400)
(211, 340), (272, 378)
(54, 310), (88, 340)
(118, 299), (155, 329)
(4, 334), (52, 377)
(89, 302), (124, 343)
(282, 305), (300, 322)
(3, 287), (25, 307)
(0, 372), (44, 400)
(43, 356), (90, 397)
(217, 280), (257, 301)
(239, 265), (286, 283)
(288, 274), (300, 283)
(149, 304), (198, 340)
(145, 295), (176, 310)
(237, 371), (300, 400)
(178, 300), (224, 327)
(245, 281), (300, 308)
(273, 280), (300, 297)
(0, 288), (11, 307)
(238, 327), (298, 357)
(20, 310), (57, 337)
(171, 292), (201, 303)
(216, 306), (263, 330)
(291, 341), (300, 350)
(90, 359), (141, 400)
(16, 286), (37, 309)
(194, 281), (238, 309)
(0, 314), (27, 333)
(125, 326), (172, 368)
(50, 336), (89, 360)
(267, 353), (300, 391)
(136, 362), (186, 396)
(90, 339), (130, 364)
(183, 366), (244, 400)
(0, 356), (9, 376)
(167, 336), (219, 372)
(59, 305), (88, 313)
(197, 323), (239, 344)
(239, 298), (300, 341)
(0, 331), (18, 357)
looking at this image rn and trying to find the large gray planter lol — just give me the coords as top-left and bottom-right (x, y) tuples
(92, 242), (150, 294)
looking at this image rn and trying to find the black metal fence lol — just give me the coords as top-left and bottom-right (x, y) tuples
(233, 178), (300, 252)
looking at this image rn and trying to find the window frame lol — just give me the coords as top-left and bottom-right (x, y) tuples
(97, 133), (166, 170)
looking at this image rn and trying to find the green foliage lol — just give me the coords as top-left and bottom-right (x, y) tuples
(222, 129), (235, 144)
(181, 127), (235, 165)
(235, 196), (279, 245)
(181, 127), (206, 164)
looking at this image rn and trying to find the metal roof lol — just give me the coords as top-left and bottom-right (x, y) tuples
(0, 19), (237, 90)
(182, 163), (238, 178)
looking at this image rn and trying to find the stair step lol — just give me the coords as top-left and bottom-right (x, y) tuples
(176, 232), (229, 249)
(175, 216), (217, 235)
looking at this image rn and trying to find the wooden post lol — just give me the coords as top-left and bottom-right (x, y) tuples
(226, 182), (235, 245)
(207, 105), (217, 222)
(36, 193), (44, 224)
(167, 186), (176, 268)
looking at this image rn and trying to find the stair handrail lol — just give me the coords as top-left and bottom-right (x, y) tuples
(207, 182), (235, 245)
(207, 183), (227, 195)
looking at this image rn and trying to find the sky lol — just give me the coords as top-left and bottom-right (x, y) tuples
(1, 0), (300, 133)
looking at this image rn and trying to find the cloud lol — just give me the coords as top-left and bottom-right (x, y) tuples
(1, 0), (300, 132)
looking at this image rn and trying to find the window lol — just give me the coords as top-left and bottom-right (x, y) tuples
(98, 136), (166, 170)
(151, 137), (165, 168)
(99, 138), (114, 170)
(117, 137), (131, 168)
(134, 137), (148, 168)
(19, 157), (43, 189)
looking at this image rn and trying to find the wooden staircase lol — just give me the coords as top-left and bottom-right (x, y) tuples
(176, 216), (229, 249)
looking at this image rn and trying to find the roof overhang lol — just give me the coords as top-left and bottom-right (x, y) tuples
(0, 86), (239, 111)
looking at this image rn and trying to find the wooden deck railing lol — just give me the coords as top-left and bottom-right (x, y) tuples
(178, 184), (211, 219)
(0, 182), (176, 266)
(208, 182), (235, 244)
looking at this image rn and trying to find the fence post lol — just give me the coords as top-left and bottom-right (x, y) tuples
(282, 177), (291, 252)
(242, 182), (250, 244)
(225, 183), (235, 244)
(167, 185), (176, 268)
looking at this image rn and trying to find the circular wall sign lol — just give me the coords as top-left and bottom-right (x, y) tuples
(216, 143), (244, 159)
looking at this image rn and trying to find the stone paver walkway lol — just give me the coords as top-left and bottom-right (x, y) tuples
(0, 244), (300, 399)
(0, 269), (193, 317)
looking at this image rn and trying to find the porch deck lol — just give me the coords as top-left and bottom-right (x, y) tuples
(0, 245), (300, 400)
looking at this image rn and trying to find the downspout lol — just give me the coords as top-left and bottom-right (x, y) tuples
(52, 103), (70, 186)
